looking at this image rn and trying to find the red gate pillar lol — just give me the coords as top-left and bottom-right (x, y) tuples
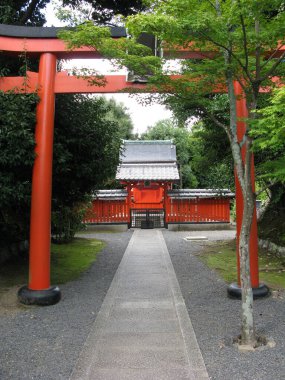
(227, 81), (268, 299)
(18, 53), (61, 305)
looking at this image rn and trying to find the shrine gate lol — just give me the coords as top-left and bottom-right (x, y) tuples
(0, 23), (269, 305)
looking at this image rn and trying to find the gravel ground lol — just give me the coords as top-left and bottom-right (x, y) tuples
(1, 228), (284, 380)
(163, 229), (285, 380)
(0, 231), (133, 380)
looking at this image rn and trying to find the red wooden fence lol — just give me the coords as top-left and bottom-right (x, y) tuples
(165, 198), (230, 223)
(84, 196), (231, 225)
(83, 199), (129, 224)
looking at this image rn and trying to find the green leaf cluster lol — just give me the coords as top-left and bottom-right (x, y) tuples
(0, 92), (38, 243)
(251, 87), (285, 182)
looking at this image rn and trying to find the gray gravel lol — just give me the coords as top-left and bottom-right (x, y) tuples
(0, 231), (133, 380)
(163, 229), (285, 380)
(1, 228), (285, 380)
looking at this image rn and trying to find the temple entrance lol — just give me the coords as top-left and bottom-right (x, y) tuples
(130, 208), (165, 229)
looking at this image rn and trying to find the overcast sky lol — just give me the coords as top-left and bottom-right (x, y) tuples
(44, 2), (173, 135)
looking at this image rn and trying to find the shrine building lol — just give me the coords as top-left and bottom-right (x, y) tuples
(85, 140), (234, 228)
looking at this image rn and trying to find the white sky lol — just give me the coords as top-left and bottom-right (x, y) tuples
(44, 2), (173, 135)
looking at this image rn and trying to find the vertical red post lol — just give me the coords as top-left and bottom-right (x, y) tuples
(127, 183), (132, 227)
(18, 53), (61, 305)
(228, 81), (268, 298)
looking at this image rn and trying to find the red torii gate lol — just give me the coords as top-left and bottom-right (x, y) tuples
(0, 24), (270, 305)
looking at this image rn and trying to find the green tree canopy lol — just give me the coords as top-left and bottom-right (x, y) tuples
(0, 0), (146, 26)
(0, 0), (49, 25)
(51, 94), (133, 241)
(61, 0), (147, 25)
(52, 94), (133, 207)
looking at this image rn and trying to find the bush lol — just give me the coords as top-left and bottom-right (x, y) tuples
(51, 204), (88, 243)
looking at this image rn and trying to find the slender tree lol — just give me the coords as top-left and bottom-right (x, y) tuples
(60, 0), (285, 347)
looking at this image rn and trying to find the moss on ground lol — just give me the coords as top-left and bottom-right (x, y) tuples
(0, 238), (104, 291)
(200, 240), (285, 289)
(51, 238), (104, 284)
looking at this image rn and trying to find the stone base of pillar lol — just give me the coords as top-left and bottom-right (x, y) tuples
(18, 285), (61, 306)
(227, 283), (270, 299)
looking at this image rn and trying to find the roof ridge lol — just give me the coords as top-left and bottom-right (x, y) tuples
(123, 140), (173, 145)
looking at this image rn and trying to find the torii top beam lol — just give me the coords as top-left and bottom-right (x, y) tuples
(0, 23), (127, 58)
(0, 23), (223, 59)
(0, 23), (283, 94)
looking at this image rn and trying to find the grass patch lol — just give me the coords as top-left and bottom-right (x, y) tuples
(50, 238), (104, 284)
(0, 238), (104, 291)
(200, 240), (285, 289)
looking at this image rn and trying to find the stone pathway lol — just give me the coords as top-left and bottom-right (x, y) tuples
(70, 229), (209, 380)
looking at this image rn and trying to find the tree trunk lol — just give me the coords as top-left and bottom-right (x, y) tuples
(239, 166), (256, 345)
(227, 77), (256, 346)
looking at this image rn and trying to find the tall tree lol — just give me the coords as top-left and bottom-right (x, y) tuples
(51, 94), (133, 241)
(60, 0), (285, 347)
(61, 0), (146, 25)
(0, 0), (49, 25)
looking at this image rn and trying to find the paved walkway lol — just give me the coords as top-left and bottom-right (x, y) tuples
(70, 229), (209, 380)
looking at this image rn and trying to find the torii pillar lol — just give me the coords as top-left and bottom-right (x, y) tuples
(18, 53), (61, 305)
(227, 81), (269, 299)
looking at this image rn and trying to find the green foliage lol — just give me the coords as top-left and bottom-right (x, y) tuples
(0, 0), (49, 26)
(105, 98), (133, 140)
(60, 2), (285, 185)
(142, 116), (234, 189)
(0, 92), (38, 243)
(59, 21), (162, 77)
(62, 0), (146, 25)
(0, 90), (133, 249)
(258, 183), (285, 246)
(189, 119), (234, 189)
(52, 95), (130, 204)
(51, 204), (87, 243)
(51, 94), (133, 241)
(251, 87), (285, 182)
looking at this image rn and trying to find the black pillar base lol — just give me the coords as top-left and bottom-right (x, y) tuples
(227, 283), (270, 299)
(18, 285), (61, 306)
